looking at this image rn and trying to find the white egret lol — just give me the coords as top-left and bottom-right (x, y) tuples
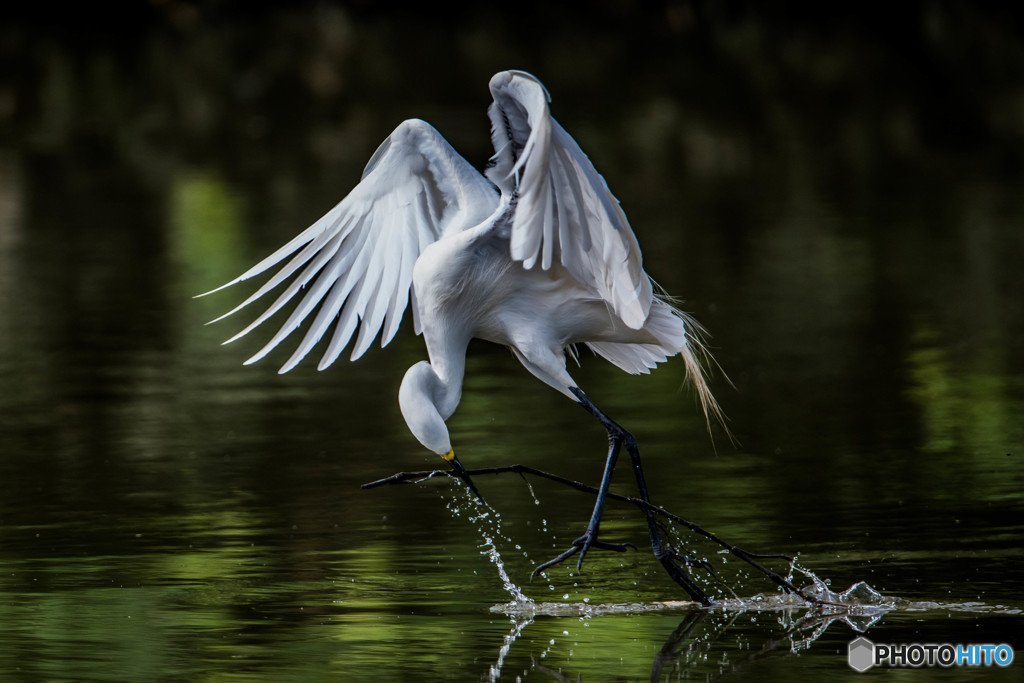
(204, 70), (725, 604)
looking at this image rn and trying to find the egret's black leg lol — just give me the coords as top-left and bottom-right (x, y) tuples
(530, 388), (643, 579)
(530, 427), (636, 581)
(620, 430), (712, 606)
(532, 387), (712, 606)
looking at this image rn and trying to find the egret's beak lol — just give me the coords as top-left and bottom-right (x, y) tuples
(444, 449), (485, 504)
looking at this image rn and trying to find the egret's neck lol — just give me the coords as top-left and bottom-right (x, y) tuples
(399, 351), (466, 456)
(425, 332), (469, 420)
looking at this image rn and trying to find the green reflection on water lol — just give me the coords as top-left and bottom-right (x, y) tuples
(908, 323), (1016, 458)
(170, 169), (247, 298)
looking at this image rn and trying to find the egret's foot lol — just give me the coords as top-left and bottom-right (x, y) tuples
(530, 531), (636, 581)
(651, 537), (713, 606)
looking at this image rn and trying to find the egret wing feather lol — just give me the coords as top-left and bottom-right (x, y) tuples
(210, 118), (499, 372)
(280, 242), (364, 372)
(380, 222), (418, 346)
(487, 70), (653, 329)
(350, 221), (401, 360)
(226, 233), (346, 347)
(207, 224), (344, 325)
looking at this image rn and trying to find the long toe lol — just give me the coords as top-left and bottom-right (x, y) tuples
(530, 546), (580, 581)
(575, 534), (635, 570)
(652, 544), (713, 606)
(532, 530), (636, 581)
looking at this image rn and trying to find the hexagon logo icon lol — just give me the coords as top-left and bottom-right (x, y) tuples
(848, 637), (875, 672)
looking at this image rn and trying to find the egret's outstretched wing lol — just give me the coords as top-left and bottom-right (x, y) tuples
(203, 118), (499, 372)
(486, 70), (653, 329)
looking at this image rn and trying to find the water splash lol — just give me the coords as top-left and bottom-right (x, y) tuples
(490, 588), (1018, 619)
(443, 474), (1019, 679)
(445, 481), (533, 605)
(442, 482), (538, 682)
(459, 490), (1020, 680)
(492, 599), (679, 618)
(522, 476), (541, 506)
(490, 560), (901, 621)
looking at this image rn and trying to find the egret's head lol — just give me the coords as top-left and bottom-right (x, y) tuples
(399, 361), (452, 455)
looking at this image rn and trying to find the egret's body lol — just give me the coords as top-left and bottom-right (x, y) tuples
(206, 71), (724, 604)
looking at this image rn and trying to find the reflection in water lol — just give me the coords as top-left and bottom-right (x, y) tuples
(490, 614), (532, 681)
(450, 457), (1021, 680)
(463, 474), (920, 680)
(645, 605), (874, 680)
(489, 587), (1020, 681)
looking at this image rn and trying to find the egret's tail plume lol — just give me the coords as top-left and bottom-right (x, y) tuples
(585, 295), (732, 443)
(675, 308), (733, 445)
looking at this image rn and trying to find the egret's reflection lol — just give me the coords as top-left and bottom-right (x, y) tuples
(488, 592), (891, 682)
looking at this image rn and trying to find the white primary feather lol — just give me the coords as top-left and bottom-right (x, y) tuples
(201, 118), (499, 371)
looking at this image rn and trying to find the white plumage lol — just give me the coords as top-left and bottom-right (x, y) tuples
(204, 71), (725, 602)
(205, 69), (721, 424)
